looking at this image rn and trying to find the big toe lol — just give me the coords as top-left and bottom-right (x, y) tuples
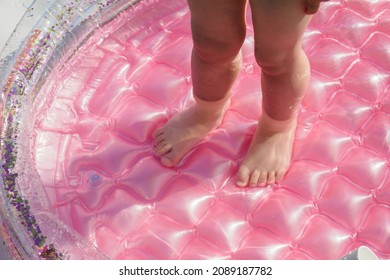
(160, 149), (182, 167)
(236, 165), (250, 187)
(161, 157), (174, 167)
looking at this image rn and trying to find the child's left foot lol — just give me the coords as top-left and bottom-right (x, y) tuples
(153, 97), (229, 167)
(236, 113), (297, 187)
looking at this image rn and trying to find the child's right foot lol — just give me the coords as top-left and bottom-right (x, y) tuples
(236, 113), (297, 187)
(153, 97), (229, 167)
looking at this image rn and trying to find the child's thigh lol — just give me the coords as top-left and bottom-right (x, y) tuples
(249, 0), (311, 57)
(187, 0), (247, 48)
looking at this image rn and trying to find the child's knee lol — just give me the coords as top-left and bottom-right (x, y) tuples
(192, 31), (245, 64)
(254, 47), (303, 76)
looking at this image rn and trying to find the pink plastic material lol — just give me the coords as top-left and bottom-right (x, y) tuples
(32, 0), (390, 259)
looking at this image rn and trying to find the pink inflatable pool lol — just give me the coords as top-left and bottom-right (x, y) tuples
(2, 0), (389, 259)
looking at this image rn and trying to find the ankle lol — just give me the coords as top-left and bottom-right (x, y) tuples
(193, 95), (230, 120)
(259, 111), (297, 132)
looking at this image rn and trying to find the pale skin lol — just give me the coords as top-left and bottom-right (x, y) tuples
(153, 0), (327, 187)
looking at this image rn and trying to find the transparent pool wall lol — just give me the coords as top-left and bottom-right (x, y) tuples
(0, 0), (144, 260)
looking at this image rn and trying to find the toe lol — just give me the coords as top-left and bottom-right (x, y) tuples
(236, 165), (250, 187)
(267, 171), (276, 184)
(249, 170), (261, 187)
(153, 134), (165, 146)
(258, 172), (268, 187)
(152, 127), (164, 139)
(155, 142), (171, 156)
(161, 149), (182, 167)
(275, 169), (287, 183)
(161, 157), (174, 167)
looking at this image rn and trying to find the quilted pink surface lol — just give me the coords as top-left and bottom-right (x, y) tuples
(32, 0), (390, 259)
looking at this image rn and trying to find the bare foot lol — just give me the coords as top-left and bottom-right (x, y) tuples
(153, 97), (229, 167)
(236, 113), (297, 187)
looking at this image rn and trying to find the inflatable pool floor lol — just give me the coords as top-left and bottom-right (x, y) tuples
(1, 0), (390, 259)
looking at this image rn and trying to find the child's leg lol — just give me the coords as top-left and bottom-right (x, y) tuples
(153, 0), (247, 167)
(236, 0), (312, 187)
